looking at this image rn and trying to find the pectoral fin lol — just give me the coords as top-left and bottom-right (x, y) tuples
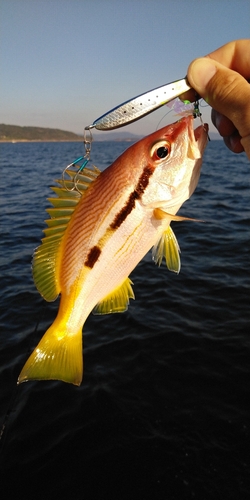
(93, 278), (135, 315)
(152, 226), (181, 273)
(153, 207), (201, 222)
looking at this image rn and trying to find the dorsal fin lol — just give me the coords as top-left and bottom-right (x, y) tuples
(92, 278), (135, 315)
(32, 165), (101, 301)
(152, 225), (181, 273)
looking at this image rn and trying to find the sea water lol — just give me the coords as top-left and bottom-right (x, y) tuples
(0, 139), (249, 499)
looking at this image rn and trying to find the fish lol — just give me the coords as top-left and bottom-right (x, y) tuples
(18, 115), (208, 386)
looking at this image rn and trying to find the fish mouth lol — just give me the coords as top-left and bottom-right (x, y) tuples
(186, 117), (209, 199)
(187, 117), (209, 159)
(194, 122), (209, 144)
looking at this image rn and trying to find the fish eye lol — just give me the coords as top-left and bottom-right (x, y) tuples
(151, 141), (171, 161)
(157, 146), (169, 158)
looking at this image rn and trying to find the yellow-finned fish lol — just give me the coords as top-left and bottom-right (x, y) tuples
(18, 116), (208, 386)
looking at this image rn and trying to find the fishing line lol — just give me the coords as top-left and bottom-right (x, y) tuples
(155, 108), (173, 130)
(199, 98), (210, 109)
(156, 98), (205, 131)
(0, 299), (47, 459)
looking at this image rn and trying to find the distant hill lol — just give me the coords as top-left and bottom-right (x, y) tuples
(0, 124), (82, 142)
(0, 124), (142, 143)
(0, 123), (220, 143)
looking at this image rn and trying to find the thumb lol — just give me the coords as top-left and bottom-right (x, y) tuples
(187, 57), (250, 156)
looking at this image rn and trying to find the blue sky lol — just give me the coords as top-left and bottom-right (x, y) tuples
(1, 0), (249, 136)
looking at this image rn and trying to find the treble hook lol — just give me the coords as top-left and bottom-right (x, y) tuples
(62, 128), (94, 192)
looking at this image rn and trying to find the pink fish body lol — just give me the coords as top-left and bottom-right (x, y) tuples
(18, 116), (208, 385)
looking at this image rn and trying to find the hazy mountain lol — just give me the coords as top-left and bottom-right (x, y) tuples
(0, 124), (82, 142)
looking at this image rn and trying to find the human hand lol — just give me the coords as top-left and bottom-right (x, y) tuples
(186, 40), (250, 159)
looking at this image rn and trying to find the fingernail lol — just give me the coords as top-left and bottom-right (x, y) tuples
(190, 58), (217, 91)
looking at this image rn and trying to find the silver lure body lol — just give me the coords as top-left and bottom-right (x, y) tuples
(87, 78), (191, 130)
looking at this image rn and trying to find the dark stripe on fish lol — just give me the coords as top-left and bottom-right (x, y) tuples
(84, 245), (101, 268)
(84, 166), (153, 269)
(110, 165), (154, 230)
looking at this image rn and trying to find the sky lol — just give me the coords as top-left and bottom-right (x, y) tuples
(1, 0), (250, 137)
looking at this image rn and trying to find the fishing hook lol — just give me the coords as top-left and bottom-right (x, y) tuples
(62, 128), (93, 192)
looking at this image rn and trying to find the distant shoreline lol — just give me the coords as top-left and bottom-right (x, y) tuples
(0, 123), (221, 143)
(0, 124), (139, 143)
(0, 138), (136, 143)
(0, 139), (82, 143)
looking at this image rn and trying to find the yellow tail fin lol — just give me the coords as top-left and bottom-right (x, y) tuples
(18, 322), (83, 386)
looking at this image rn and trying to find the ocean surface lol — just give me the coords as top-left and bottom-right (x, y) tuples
(0, 135), (249, 500)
